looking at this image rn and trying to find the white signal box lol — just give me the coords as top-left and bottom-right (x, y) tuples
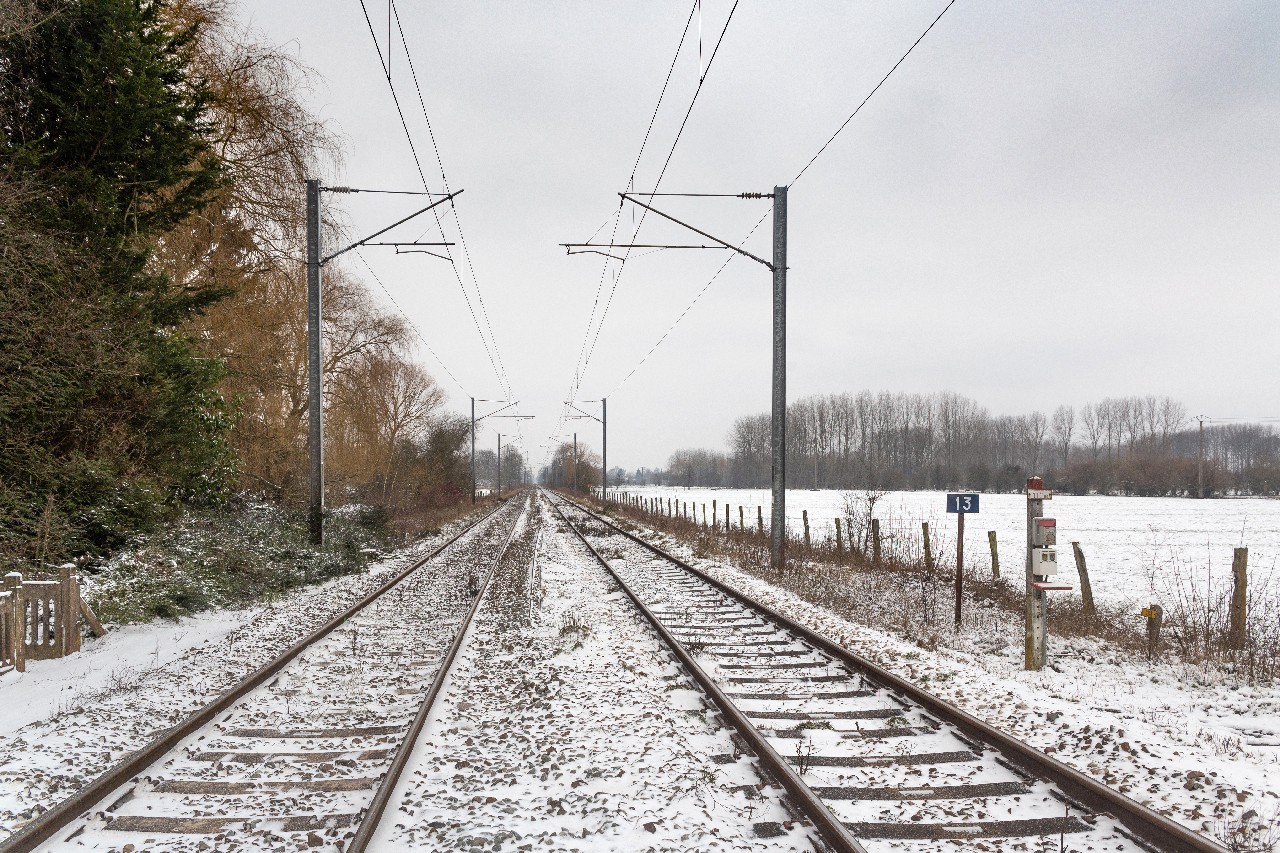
(1032, 546), (1058, 577)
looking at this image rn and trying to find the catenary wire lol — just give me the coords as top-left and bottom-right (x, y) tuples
(355, 0), (513, 400)
(606, 209), (768, 397)
(552, 2), (741, 464)
(546, 1), (700, 458)
(597, 1), (958, 399)
(791, 0), (957, 185)
(576, 0), (741, 395)
(563, 1), (698, 420)
(355, 249), (468, 394)
(391, 1), (514, 401)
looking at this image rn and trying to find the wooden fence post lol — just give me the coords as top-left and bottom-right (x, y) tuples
(871, 519), (881, 565)
(1071, 542), (1096, 620)
(1143, 603), (1164, 658)
(3, 572), (23, 673)
(834, 518), (844, 556)
(1228, 547), (1248, 650)
(725, 503), (730, 533)
(712, 500), (718, 532)
(61, 566), (80, 655)
(922, 522), (934, 572)
(79, 596), (107, 638)
(988, 531), (1000, 579)
(757, 506), (764, 536)
(739, 506), (745, 531)
(803, 510), (811, 549)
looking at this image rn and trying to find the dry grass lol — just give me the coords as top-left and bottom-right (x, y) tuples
(590, 494), (1279, 684)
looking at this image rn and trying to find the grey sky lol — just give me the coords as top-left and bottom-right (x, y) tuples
(243, 1), (1280, 470)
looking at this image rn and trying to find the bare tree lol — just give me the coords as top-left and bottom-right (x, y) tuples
(1050, 405), (1075, 467)
(1080, 403), (1104, 460)
(1018, 411), (1049, 473)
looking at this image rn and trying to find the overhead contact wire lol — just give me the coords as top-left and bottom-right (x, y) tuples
(562, 0), (697, 426)
(355, 249), (468, 394)
(602, 0), (957, 395)
(356, 0), (512, 401)
(576, 0), (741, 395)
(791, 0), (957, 185)
(392, 0), (514, 401)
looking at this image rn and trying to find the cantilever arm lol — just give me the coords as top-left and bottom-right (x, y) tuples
(322, 190), (463, 265)
(619, 193), (772, 270)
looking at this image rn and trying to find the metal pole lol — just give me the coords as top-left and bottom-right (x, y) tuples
(770, 185), (788, 571)
(573, 433), (578, 493)
(955, 511), (964, 629)
(470, 397), (476, 504)
(306, 179), (324, 545)
(602, 398), (608, 501)
(497, 434), (502, 496)
(1197, 418), (1205, 499)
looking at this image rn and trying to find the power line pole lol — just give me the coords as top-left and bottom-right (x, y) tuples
(1197, 416), (1206, 499)
(573, 433), (579, 492)
(770, 186), (788, 572)
(306, 180), (324, 545)
(564, 188), (785, 566)
(567, 400), (606, 499)
(304, 182), (458, 544)
(470, 397), (476, 504)
(497, 433), (502, 496)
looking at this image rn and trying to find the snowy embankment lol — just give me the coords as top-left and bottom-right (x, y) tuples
(0, 518), (475, 837)
(619, 515), (1280, 843)
(621, 486), (1280, 607)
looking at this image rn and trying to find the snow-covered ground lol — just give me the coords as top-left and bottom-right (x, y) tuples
(371, 493), (817, 851)
(618, 486), (1280, 606)
(0, 510), (493, 840)
(614, 512), (1280, 848)
(4, 489), (1276, 850)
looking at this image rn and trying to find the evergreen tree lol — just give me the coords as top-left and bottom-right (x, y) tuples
(0, 0), (231, 560)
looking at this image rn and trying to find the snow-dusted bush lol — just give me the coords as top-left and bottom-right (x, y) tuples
(83, 501), (389, 623)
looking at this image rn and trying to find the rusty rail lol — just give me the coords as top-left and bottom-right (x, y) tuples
(555, 492), (1226, 853)
(0, 495), (515, 853)
(547, 493), (869, 853)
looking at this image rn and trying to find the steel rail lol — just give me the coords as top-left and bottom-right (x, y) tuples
(0, 495), (516, 853)
(347, 491), (529, 852)
(546, 493), (868, 853)
(557, 493), (1227, 853)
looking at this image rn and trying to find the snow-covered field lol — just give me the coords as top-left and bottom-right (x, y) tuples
(617, 487), (1280, 605)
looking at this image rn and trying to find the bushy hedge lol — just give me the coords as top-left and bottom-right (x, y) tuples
(85, 501), (390, 623)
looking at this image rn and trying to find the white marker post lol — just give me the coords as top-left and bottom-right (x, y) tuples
(1025, 476), (1071, 671)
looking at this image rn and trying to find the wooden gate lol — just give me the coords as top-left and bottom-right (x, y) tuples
(1, 568), (91, 674)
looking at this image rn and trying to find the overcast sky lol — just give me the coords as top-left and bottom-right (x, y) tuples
(242, 1), (1279, 471)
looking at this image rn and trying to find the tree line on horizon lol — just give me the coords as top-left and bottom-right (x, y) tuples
(615, 392), (1279, 496)
(1, 0), (469, 565)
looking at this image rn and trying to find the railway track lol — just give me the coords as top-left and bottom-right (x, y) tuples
(549, 491), (1226, 853)
(2, 494), (529, 853)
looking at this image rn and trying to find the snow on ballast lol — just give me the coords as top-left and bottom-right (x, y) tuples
(550, 492), (1228, 853)
(5, 497), (528, 853)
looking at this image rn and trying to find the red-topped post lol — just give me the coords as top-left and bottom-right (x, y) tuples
(1025, 477), (1049, 670)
